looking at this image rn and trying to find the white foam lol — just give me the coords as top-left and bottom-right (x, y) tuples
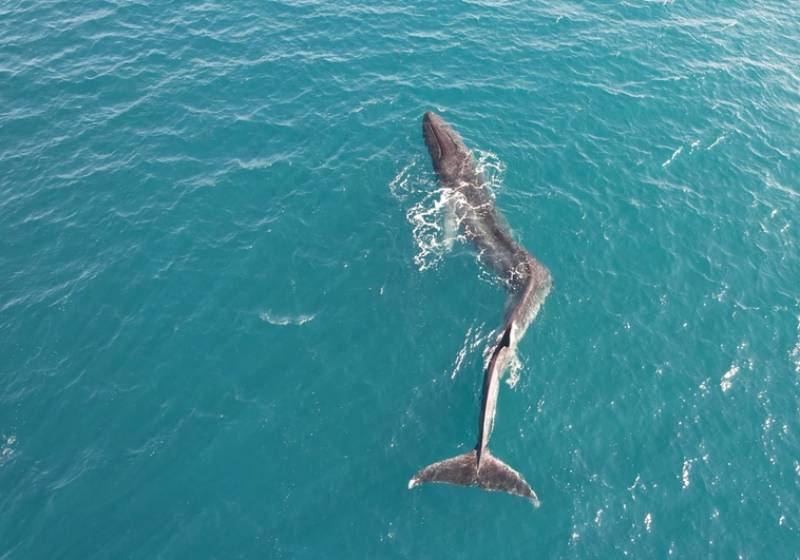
(505, 352), (523, 389)
(389, 158), (456, 271)
(388, 157), (419, 200)
(406, 188), (466, 271)
(707, 134), (727, 151)
(790, 315), (800, 375)
(1, 434), (17, 463)
(682, 458), (693, 489)
(720, 364), (740, 392)
(393, 150), (507, 272)
(259, 311), (315, 326)
(474, 149), (506, 186)
(662, 145), (683, 167)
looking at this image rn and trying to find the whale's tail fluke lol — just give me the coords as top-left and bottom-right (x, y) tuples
(408, 449), (540, 507)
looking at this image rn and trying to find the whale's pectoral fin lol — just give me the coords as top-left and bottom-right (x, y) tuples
(409, 449), (539, 507)
(443, 197), (459, 250)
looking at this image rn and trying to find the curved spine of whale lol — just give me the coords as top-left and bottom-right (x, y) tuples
(408, 112), (551, 507)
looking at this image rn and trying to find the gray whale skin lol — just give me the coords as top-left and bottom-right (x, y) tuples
(408, 112), (552, 507)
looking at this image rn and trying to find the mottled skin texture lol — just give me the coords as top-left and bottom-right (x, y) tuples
(409, 112), (551, 506)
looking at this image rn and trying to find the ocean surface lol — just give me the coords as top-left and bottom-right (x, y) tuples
(1, 1), (799, 558)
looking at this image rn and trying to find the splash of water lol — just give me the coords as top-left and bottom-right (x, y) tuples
(392, 148), (507, 272)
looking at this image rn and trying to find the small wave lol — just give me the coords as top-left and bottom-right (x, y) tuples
(450, 322), (490, 379)
(388, 157), (420, 201)
(474, 149), (506, 188)
(791, 315), (800, 374)
(259, 311), (315, 326)
(707, 134), (727, 151)
(662, 145), (683, 168)
(1, 434), (17, 465)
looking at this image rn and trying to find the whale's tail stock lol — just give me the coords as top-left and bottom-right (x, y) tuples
(408, 448), (540, 507)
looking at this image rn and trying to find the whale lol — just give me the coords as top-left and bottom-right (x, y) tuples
(408, 112), (552, 506)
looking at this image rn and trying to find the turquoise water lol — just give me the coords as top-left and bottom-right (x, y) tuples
(1, 1), (799, 557)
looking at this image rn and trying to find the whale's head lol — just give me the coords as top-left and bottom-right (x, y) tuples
(422, 111), (472, 181)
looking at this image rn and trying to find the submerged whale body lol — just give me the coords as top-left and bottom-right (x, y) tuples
(408, 112), (552, 506)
